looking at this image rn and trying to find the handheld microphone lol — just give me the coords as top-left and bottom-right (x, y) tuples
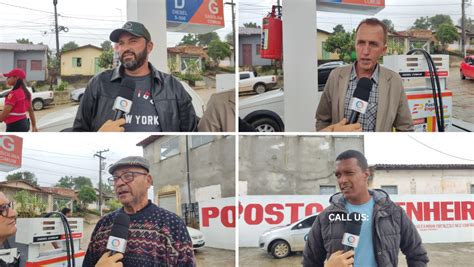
(106, 213), (130, 255)
(112, 79), (135, 121)
(341, 212), (363, 252)
(347, 77), (373, 124)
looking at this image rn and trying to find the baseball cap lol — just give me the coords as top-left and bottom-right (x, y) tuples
(108, 156), (150, 174)
(3, 68), (26, 80)
(110, 21), (151, 42)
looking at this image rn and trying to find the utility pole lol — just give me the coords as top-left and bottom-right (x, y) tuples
(225, 0), (236, 65)
(53, 0), (61, 84)
(185, 137), (191, 205)
(94, 149), (109, 217)
(461, 0), (466, 58)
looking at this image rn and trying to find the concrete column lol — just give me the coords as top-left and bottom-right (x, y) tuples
(127, 0), (168, 73)
(282, 0), (318, 131)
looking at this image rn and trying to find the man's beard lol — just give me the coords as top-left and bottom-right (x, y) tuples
(120, 47), (148, 71)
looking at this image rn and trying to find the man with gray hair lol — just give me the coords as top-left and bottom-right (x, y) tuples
(316, 18), (413, 132)
(303, 150), (428, 267)
(83, 156), (195, 267)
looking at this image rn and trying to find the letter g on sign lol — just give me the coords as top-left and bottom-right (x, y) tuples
(209, 0), (218, 15)
(0, 136), (15, 152)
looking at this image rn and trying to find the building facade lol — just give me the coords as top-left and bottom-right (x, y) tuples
(60, 45), (103, 76)
(239, 135), (364, 195)
(138, 135), (235, 220)
(371, 164), (474, 195)
(0, 43), (48, 82)
(239, 27), (272, 67)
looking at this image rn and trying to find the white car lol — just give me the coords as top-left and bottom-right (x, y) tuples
(70, 87), (86, 102)
(187, 226), (205, 249)
(0, 87), (54, 111)
(239, 88), (284, 132)
(259, 214), (317, 259)
(239, 71), (277, 94)
(37, 81), (204, 131)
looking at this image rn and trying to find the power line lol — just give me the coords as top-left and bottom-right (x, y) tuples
(16, 164), (100, 182)
(407, 135), (474, 162)
(24, 148), (95, 159)
(0, 2), (53, 14)
(22, 156), (97, 172)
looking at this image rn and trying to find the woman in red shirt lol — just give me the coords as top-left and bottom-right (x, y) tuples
(0, 68), (37, 132)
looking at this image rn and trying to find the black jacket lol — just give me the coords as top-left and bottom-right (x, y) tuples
(72, 63), (197, 132)
(303, 189), (429, 267)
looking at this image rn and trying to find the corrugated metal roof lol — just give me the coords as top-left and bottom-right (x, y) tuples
(0, 43), (48, 51)
(373, 164), (474, 170)
(239, 27), (262, 36)
(61, 44), (102, 54)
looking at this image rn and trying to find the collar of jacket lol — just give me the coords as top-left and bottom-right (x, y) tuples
(327, 189), (392, 216)
(337, 64), (397, 131)
(109, 62), (163, 84)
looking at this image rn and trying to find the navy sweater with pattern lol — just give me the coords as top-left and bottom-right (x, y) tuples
(82, 201), (195, 267)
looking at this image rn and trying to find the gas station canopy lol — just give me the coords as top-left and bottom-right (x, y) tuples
(317, 0), (385, 15)
(167, 0), (225, 34)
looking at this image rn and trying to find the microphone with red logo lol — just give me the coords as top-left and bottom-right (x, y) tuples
(347, 77), (373, 124)
(341, 212), (362, 252)
(106, 213), (130, 255)
(112, 79), (135, 121)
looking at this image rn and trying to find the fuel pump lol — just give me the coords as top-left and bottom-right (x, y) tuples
(13, 217), (84, 267)
(383, 53), (452, 132)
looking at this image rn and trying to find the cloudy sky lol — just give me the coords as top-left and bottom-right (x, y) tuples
(0, 133), (472, 188)
(0, 0), (233, 49)
(0, 133), (149, 188)
(239, 0), (473, 33)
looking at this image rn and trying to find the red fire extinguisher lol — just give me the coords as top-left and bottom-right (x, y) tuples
(261, 5), (282, 60)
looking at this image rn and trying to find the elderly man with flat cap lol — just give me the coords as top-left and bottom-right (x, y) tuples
(83, 156), (195, 267)
(73, 21), (197, 132)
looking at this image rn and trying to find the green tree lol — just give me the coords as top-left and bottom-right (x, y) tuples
(73, 176), (93, 190)
(61, 41), (79, 53)
(324, 30), (355, 63)
(6, 171), (38, 186)
(77, 186), (97, 209)
(197, 32), (220, 46)
(436, 23), (459, 48)
(16, 38), (33, 44)
(243, 22), (259, 28)
(459, 17), (474, 32)
(333, 24), (345, 34)
(100, 40), (112, 51)
(106, 199), (122, 211)
(207, 39), (231, 66)
(225, 32), (234, 46)
(382, 19), (395, 32)
(429, 14), (453, 31)
(179, 34), (199, 46)
(412, 16), (430, 29)
(98, 49), (114, 69)
(98, 182), (114, 195)
(56, 176), (74, 188)
(13, 190), (46, 217)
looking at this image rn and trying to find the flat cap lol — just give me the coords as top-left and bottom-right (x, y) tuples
(108, 156), (150, 174)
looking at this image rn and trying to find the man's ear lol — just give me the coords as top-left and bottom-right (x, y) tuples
(147, 41), (154, 54)
(147, 174), (153, 187)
